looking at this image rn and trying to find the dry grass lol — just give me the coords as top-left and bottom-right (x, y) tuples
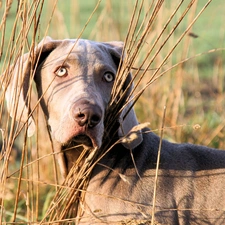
(0, 0), (225, 224)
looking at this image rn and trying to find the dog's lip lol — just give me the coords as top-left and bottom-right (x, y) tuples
(68, 134), (93, 147)
(60, 126), (98, 148)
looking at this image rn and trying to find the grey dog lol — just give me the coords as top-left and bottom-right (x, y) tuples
(3, 37), (225, 224)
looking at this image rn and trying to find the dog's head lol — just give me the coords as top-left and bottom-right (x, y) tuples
(2, 37), (143, 177)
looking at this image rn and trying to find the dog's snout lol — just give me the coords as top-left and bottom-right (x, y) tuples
(73, 100), (102, 128)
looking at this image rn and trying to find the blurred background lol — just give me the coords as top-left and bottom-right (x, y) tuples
(0, 0), (225, 223)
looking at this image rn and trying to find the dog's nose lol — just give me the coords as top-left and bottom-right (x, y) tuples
(73, 100), (102, 128)
(75, 108), (101, 127)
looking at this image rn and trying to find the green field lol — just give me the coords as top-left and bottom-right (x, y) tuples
(1, 1), (224, 57)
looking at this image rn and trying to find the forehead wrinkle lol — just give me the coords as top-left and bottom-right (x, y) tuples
(41, 53), (87, 71)
(41, 39), (111, 69)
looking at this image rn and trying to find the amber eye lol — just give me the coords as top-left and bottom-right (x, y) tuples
(55, 67), (68, 77)
(103, 72), (114, 83)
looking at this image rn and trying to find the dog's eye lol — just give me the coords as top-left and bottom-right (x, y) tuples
(103, 72), (114, 83)
(55, 67), (68, 77)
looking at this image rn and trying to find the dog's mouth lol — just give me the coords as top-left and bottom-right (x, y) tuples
(53, 123), (103, 178)
(66, 134), (93, 148)
(60, 133), (96, 176)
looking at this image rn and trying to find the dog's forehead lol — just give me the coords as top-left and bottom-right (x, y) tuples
(49, 39), (112, 62)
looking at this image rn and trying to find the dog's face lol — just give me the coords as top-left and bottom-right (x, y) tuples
(35, 39), (118, 149)
(3, 37), (142, 177)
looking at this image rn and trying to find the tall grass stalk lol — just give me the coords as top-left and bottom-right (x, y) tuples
(0, 0), (224, 224)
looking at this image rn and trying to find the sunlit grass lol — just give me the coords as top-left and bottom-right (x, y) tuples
(0, 0), (225, 223)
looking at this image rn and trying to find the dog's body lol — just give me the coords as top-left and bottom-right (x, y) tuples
(83, 130), (225, 224)
(3, 37), (225, 225)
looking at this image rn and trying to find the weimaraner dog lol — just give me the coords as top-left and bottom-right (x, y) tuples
(3, 37), (225, 225)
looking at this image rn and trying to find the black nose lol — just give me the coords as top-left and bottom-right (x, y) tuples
(73, 100), (102, 128)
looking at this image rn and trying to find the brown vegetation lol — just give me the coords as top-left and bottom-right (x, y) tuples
(0, 0), (224, 224)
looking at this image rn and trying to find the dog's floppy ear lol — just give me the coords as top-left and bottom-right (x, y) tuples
(2, 36), (62, 137)
(104, 41), (143, 149)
